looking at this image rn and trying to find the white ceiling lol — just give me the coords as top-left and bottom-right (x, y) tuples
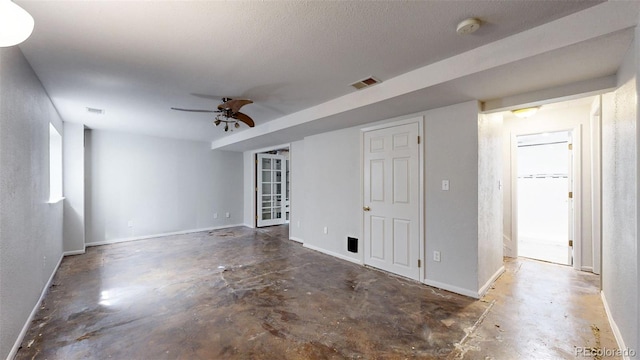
(16, 0), (634, 151)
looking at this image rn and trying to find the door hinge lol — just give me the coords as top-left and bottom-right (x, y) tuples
(418, 259), (421, 268)
(256, 215), (258, 220)
(568, 143), (573, 150)
(568, 191), (573, 199)
(417, 136), (421, 144)
(256, 187), (258, 192)
(569, 240), (573, 247)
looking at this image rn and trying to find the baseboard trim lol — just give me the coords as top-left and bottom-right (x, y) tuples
(478, 265), (505, 298)
(601, 291), (630, 360)
(581, 266), (594, 272)
(85, 224), (245, 247)
(289, 236), (304, 243)
(424, 279), (479, 299)
(303, 244), (362, 265)
(63, 249), (85, 256)
(7, 253), (64, 360)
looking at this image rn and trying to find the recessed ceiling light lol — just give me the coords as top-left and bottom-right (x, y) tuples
(456, 18), (481, 35)
(86, 107), (105, 115)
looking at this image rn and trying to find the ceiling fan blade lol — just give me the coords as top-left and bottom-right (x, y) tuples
(217, 99), (253, 113)
(234, 112), (255, 127)
(171, 107), (218, 113)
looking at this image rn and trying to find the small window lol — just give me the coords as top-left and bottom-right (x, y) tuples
(49, 123), (62, 202)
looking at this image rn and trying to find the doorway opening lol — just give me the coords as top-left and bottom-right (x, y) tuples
(516, 131), (573, 265)
(256, 148), (290, 227)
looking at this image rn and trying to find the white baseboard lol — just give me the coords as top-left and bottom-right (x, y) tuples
(581, 266), (594, 272)
(7, 253), (64, 360)
(85, 224), (244, 247)
(63, 249), (85, 256)
(424, 278), (479, 299)
(303, 243), (362, 265)
(601, 291), (630, 360)
(478, 265), (505, 298)
(289, 236), (304, 243)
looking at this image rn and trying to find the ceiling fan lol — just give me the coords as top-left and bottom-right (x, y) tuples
(171, 98), (255, 132)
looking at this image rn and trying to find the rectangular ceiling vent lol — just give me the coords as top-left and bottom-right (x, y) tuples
(350, 76), (381, 90)
(86, 107), (105, 115)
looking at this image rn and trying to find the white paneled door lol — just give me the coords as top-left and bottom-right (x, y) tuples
(363, 122), (420, 280)
(257, 154), (286, 227)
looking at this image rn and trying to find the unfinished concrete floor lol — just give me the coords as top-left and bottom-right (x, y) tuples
(15, 225), (618, 359)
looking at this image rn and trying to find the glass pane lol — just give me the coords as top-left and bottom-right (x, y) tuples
(262, 171), (271, 182)
(275, 170), (282, 182)
(262, 184), (271, 195)
(275, 184), (282, 194)
(261, 158), (271, 168)
(262, 212), (272, 220)
(273, 207), (282, 219)
(274, 159), (281, 170)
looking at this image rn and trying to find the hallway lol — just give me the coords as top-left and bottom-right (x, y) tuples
(15, 226), (618, 359)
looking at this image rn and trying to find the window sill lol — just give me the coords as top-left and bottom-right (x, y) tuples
(47, 197), (65, 204)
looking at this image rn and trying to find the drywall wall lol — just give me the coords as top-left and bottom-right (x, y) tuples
(242, 150), (254, 227)
(601, 38), (638, 355)
(478, 113), (504, 292)
(85, 130), (243, 244)
(289, 140), (305, 242)
(296, 100), (483, 295)
(502, 101), (594, 270)
(0, 47), (64, 360)
(63, 122), (85, 254)
(423, 101), (480, 295)
(303, 127), (362, 262)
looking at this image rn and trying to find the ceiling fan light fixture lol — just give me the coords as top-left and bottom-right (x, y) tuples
(214, 119), (221, 126)
(234, 122), (240, 128)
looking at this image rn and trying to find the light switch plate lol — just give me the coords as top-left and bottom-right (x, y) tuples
(442, 180), (450, 191)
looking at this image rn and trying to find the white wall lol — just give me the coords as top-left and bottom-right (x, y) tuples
(242, 150), (254, 227)
(288, 100), (486, 296)
(601, 37), (638, 355)
(289, 140), (305, 242)
(424, 101), (480, 296)
(0, 47), (64, 360)
(303, 127), (362, 262)
(63, 122), (85, 254)
(502, 102), (594, 270)
(478, 113), (504, 294)
(85, 130), (243, 244)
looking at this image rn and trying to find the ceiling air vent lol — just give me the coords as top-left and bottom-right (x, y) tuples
(86, 107), (105, 115)
(350, 76), (381, 90)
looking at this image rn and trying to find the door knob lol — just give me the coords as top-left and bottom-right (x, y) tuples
(363, 206), (371, 211)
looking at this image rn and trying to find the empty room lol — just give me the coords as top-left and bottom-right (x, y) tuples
(1, 1), (639, 359)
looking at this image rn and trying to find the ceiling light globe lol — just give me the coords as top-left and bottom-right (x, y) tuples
(234, 122), (240, 128)
(0, 0), (35, 47)
(214, 119), (221, 126)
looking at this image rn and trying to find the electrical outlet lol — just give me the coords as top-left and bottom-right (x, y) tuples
(433, 251), (441, 262)
(225, 212), (230, 218)
(442, 180), (450, 191)
(323, 226), (328, 234)
(214, 213), (218, 219)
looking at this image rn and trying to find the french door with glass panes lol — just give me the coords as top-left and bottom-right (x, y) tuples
(257, 154), (287, 227)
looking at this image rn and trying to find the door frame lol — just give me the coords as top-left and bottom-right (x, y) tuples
(256, 153), (287, 227)
(360, 116), (425, 282)
(510, 125), (582, 270)
(245, 143), (291, 228)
